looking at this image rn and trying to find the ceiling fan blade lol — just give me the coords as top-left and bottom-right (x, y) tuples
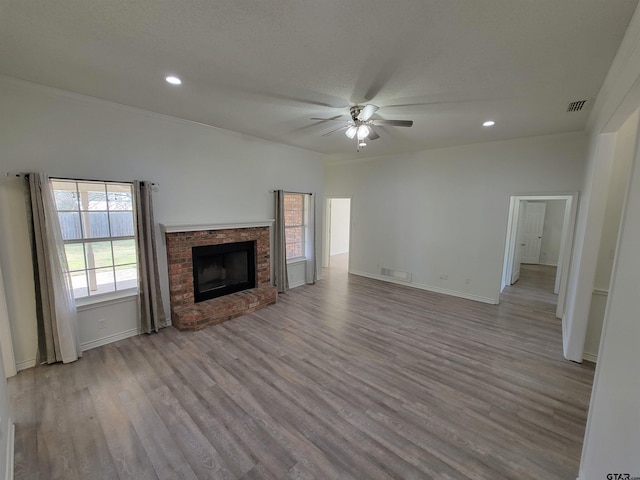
(322, 125), (348, 136)
(373, 119), (413, 127)
(358, 104), (379, 121)
(368, 126), (380, 140)
(310, 116), (346, 122)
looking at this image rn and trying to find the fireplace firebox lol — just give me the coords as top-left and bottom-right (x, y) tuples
(192, 241), (256, 303)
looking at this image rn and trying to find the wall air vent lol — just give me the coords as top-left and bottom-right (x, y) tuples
(567, 100), (588, 112)
(381, 267), (412, 282)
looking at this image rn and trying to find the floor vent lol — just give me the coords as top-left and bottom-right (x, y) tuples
(567, 100), (588, 112)
(381, 267), (412, 282)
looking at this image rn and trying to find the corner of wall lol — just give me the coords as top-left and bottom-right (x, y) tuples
(4, 422), (14, 480)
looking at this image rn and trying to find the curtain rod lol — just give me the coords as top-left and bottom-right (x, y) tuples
(270, 190), (313, 195)
(3, 172), (158, 186)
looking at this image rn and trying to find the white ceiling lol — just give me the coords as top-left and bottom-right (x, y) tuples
(0, 0), (638, 160)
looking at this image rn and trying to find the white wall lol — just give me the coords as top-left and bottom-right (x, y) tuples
(0, 263), (16, 379)
(538, 200), (565, 266)
(325, 132), (587, 304)
(0, 268), (13, 480)
(573, 3), (640, 477)
(578, 118), (640, 478)
(0, 76), (324, 369)
(329, 198), (350, 255)
(582, 110), (637, 362)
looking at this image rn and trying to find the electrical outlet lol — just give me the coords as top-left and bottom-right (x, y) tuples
(440, 274), (448, 280)
(465, 278), (471, 285)
(98, 318), (106, 330)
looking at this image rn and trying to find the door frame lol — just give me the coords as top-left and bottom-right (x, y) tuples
(501, 193), (578, 319)
(323, 196), (353, 271)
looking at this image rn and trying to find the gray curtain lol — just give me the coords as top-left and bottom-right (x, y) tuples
(274, 190), (289, 293)
(304, 193), (317, 285)
(134, 181), (168, 334)
(25, 173), (81, 364)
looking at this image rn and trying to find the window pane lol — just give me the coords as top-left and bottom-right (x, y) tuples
(284, 194), (304, 227)
(115, 264), (138, 291)
(87, 267), (115, 295)
(81, 212), (109, 238)
(286, 226), (303, 258)
(113, 239), (137, 265)
(70, 271), (88, 298)
(85, 241), (113, 268)
(107, 184), (133, 211)
(53, 186), (79, 211)
(78, 183), (107, 211)
(58, 212), (82, 240)
(52, 179), (138, 300)
(64, 244), (86, 271)
(109, 211), (134, 237)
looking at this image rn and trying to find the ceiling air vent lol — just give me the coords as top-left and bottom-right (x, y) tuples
(567, 100), (588, 112)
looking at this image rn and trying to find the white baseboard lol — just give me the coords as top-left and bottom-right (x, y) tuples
(80, 328), (138, 352)
(5, 421), (14, 480)
(539, 262), (558, 267)
(349, 271), (498, 305)
(582, 351), (598, 363)
(15, 358), (36, 372)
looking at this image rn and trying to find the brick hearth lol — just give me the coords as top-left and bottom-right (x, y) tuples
(165, 225), (277, 331)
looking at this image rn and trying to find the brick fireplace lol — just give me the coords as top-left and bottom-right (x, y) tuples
(163, 222), (277, 331)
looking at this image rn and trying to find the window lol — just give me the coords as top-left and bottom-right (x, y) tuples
(51, 179), (138, 300)
(284, 193), (305, 260)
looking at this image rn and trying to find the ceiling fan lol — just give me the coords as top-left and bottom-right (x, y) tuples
(311, 105), (413, 151)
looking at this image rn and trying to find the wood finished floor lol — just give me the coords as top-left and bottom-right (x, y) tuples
(9, 262), (595, 480)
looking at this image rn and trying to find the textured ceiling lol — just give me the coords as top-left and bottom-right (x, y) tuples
(0, 0), (638, 160)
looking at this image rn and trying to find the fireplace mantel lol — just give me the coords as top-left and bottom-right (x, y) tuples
(161, 220), (274, 234)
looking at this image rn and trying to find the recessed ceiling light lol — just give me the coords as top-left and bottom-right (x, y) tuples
(165, 75), (182, 85)
(483, 120), (496, 127)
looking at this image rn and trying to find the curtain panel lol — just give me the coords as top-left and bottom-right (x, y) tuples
(304, 193), (317, 285)
(274, 190), (289, 293)
(134, 181), (168, 334)
(25, 173), (81, 364)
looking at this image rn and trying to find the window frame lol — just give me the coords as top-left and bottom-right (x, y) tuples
(51, 179), (139, 305)
(284, 193), (306, 263)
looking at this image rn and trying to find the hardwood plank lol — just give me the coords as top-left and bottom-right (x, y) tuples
(7, 263), (595, 479)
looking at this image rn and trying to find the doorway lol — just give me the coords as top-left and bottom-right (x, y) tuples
(323, 197), (351, 273)
(501, 194), (578, 319)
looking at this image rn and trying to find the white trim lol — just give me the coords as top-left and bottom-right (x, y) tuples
(161, 220), (274, 234)
(562, 314), (569, 357)
(592, 288), (609, 297)
(4, 422), (14, 480)
(76, 292), (137, 311)
(350, 270), (498, 305)
(500, 193), (578, 320)
(15, 358), (36, 372)
(288, 278), (306, 289)
(80, 328), (138, 352)
(286, 257), (306, 265)
(582, 351), (598, 363)
(539, 262), (558, 267)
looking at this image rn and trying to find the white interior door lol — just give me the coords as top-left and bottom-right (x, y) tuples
(521, 202), (547, 264)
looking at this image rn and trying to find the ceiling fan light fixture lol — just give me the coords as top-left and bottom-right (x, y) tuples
(345, 126), (357, 139)
(359, 141), (367, 147)
(357, 125), (370, 139)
